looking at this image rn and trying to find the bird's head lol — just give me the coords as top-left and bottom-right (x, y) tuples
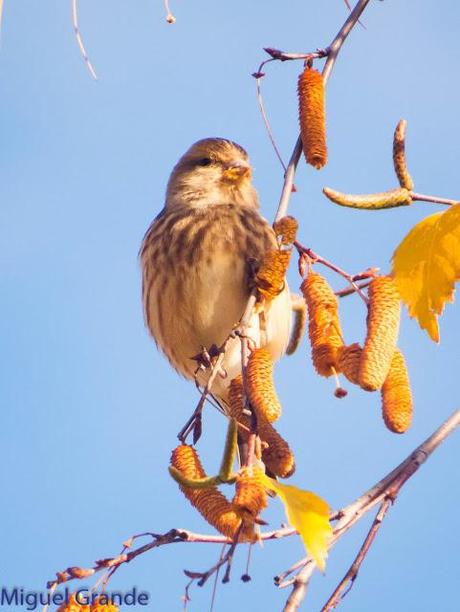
(165, 138), (259, 210)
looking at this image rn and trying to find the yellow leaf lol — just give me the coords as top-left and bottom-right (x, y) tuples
(392, 203), (460, 342)
(260, 473), (332, 572)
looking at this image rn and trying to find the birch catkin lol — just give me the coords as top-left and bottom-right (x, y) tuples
(298, 66), (327, 169)
(337, 343), (362, 385)
(359, 276), (401, 391)
(90, 598), (119, 612)
(246, 347), (282, 422)
(170, 445), (255, 542)
(255, 250), (291, 301)
(323, 186), (412, 210)
(393, 119), (414, 191)
(228, 375), (295, 478)
(273, 215), (299, 246)
(381, 349), (413, 433)
(301, 271), (344, 377)
(57, 594), (90, 612)
(233, 467), (268, 522)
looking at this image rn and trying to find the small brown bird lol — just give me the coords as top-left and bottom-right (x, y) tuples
(140, 138), (291, 408)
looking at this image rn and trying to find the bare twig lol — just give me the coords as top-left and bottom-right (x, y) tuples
(321, 498), (392, 611)
(410, 192), (459, 207)
(254, 59), (287, 172)
(164, 0), (176, 23)
(296, 241), (370, 304)
(71, 0), (98, 80)
(283, 561), (315, 612)
(281, 407), (460, 610)
(335, 279), (372, 298)
(263, 47), (328, 62)
(209, 545), (226, 611)
(178, 345), (229, 443)
(0, 1), (4, 40)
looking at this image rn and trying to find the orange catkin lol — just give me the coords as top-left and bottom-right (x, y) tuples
(90, 598), (119, 612)
(298, 66), (327, 169)
(233, 467), (268, 522)
(228, 375), (295, 478)
(337, 343), (362, 385)
(245, 347), (282, 422)
(170, 445), (255, 542)
(57, 594), (90, 612)
(255, 249), (291, 301)
(381, 349), (413, 433)
(301, 271), (344, 377)
(393, 120), (414, 191)
(359, 276), (401, 391)
(273, 215), (299, 246)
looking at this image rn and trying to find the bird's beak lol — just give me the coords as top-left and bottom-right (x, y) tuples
(222, 160), (251, 182)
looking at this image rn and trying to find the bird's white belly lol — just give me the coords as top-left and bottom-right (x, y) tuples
(158, 246), (291, 392)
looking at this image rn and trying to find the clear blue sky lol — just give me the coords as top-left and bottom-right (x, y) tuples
(1, 1), (459, 611)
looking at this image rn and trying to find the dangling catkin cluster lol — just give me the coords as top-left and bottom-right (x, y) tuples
(381, 349), (413, 433)
(337, 343), (362, 385)
(57, 594), (90, 612)
(170, 445), (255, 542)
(359, 276), (401, 391)
(273, 215), (299, 246)
(90, 598), (119, 612)
(298, 66), (327, 169)
(233, 467), (268, 522)
(255, 250), (291, 301)
(301, 271), (344, 377)
(228, 375), (295, 478)
(245, 347), (282, 422)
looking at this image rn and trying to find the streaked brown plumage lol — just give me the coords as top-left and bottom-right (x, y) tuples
(140, 138), (291, 403)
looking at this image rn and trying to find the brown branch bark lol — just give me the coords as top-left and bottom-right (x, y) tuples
(321, 498), (392, 611)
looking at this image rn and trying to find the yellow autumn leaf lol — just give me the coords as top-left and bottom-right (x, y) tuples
(392, 203), (460, 342)
(260, 473), (332, 572)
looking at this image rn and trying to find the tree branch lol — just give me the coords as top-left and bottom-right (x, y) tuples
(320, 498), (392, 611)
(281, 407), (460, 610)
(47, 407), (460, 611)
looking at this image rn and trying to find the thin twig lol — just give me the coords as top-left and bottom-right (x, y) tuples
(296, 241), (370, 304)
(0, 0), (4, 41)
(410, 192), (459, 207)
(236, 293), (258, 468)
(281, 407), (460, 610)
(321, 498), (392, 611)
(71, 0), (98, 80)
(209, 544), (226, 611)
(254, 60), (287, 172)
(335, 280), (372, 298)
(178, 347), (228, 443)
(283, 561), (315, 612)
(164, 0), (176, 23)
(263, 48), (328, 62)
(182, 578), (193, 611)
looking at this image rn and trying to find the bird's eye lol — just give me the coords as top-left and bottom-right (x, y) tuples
(197, 158), (212, 167)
